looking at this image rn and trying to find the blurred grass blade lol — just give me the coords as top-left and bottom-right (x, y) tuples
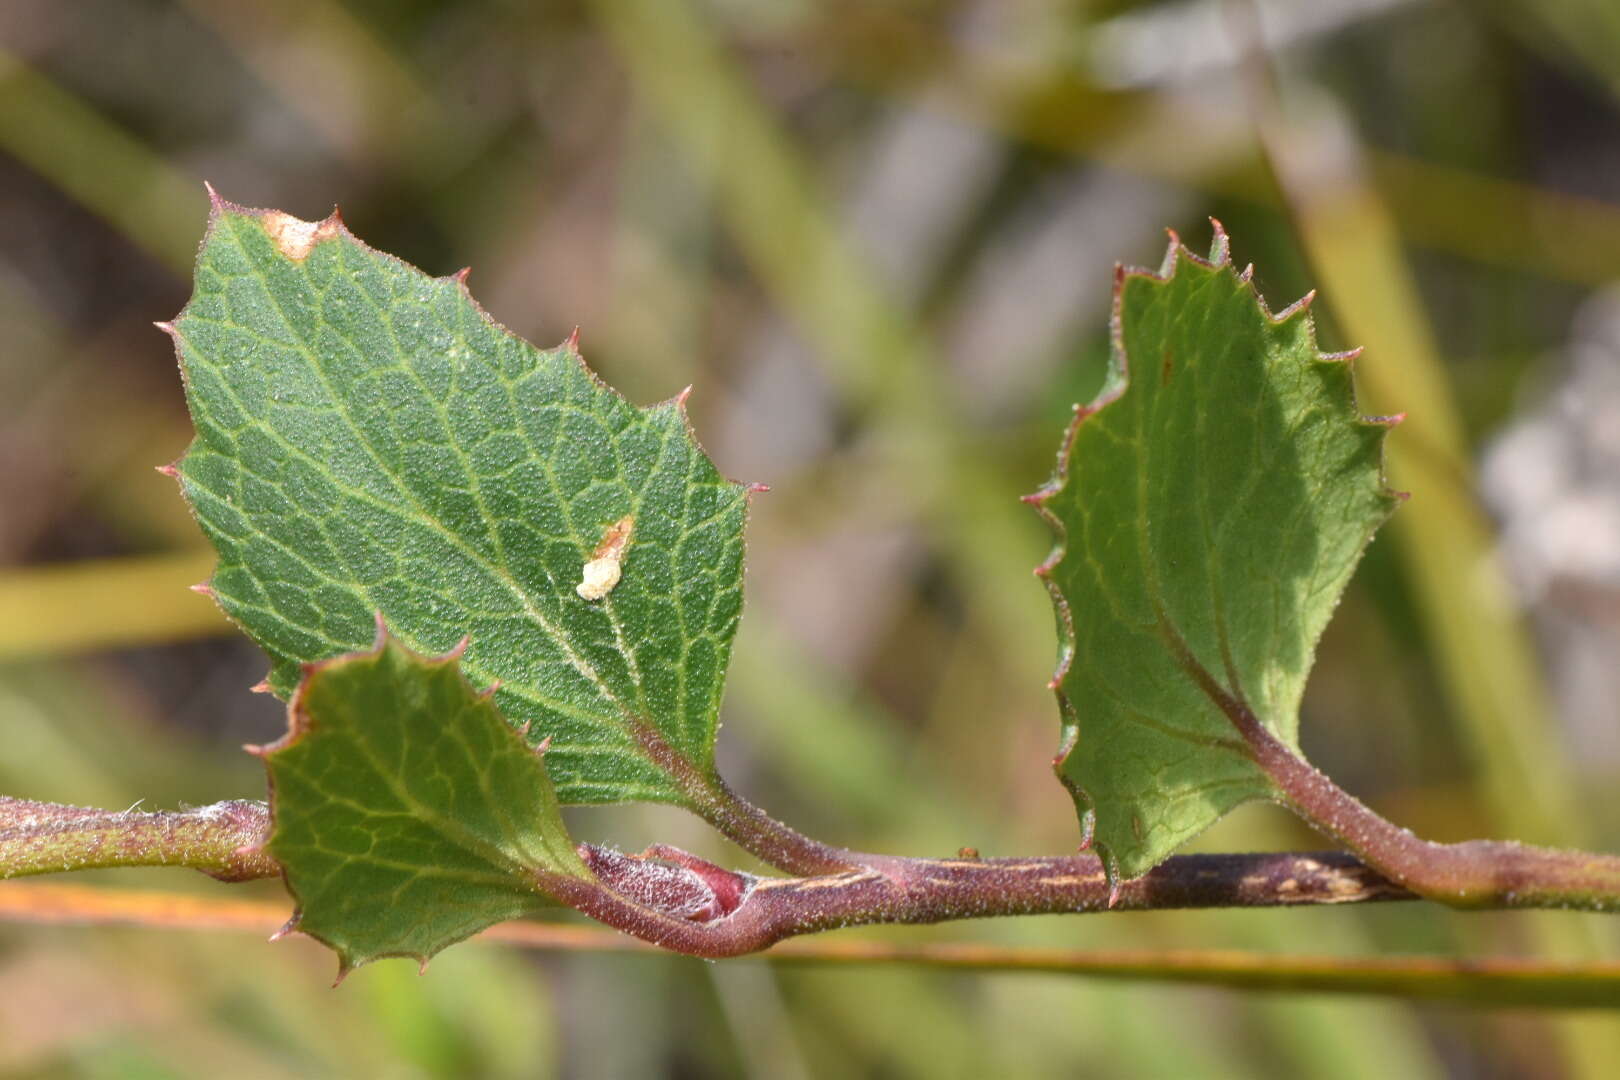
(1474, 0), (1620, 105)
(0, 46), (200, 274)
(5, 881), (1620, 1009)
(0, 551), (226, 660)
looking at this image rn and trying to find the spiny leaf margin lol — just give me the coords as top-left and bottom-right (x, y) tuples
(1025, 221), (1403, 884)
(255, 619), (589, 979)
(163, 188), (758, 809)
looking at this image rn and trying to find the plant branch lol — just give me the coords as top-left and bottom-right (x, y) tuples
(1242, 717), (1620, 912)
(557, 843), (1411, 958)
(1151, 617), (1620, 912)
(0, 796), (276, 882)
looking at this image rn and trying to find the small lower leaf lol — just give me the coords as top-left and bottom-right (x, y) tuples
(261, 624), (588, 975)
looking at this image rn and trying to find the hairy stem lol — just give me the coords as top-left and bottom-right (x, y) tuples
(1241, 717), (1620, 911)
(626, 716), (867, 875)
(1156, 619), (1620, 912)
(558, 844), (1409, 958)
(0, 796), (277, 882)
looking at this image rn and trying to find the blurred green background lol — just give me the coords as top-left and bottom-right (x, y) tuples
(4, 0), (1620, 1076)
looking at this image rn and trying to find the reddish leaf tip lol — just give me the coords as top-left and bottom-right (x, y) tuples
(452, 266), (471, 285)
(481, 678), (503, 700)
(745, 481), (771, 495)
(249, 679), (273, 694)
(189, 582), (214, 597)
(203, 180), (224, 212)
(243, 743), (266, 758)
(565, 326), (581, 352)
(153, 320), (177, 336)
(155, 464), (179, 478)
(534, 735), (553, 757)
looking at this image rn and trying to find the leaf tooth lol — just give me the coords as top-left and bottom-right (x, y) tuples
(1271, 289), (1317, 322)
(432, 634), (471, 665)
(268, 910), (301, 943)
(189, 582), (214, 597)
(1206, 217), (1231, 264)
(249, 679), (273, 694)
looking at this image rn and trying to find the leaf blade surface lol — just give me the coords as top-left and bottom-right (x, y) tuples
(172, 198), (751, 806)
(1029, 226), (1400, 880)
(263, 628), (588, 973)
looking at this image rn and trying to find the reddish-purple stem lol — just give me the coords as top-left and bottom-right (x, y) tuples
(1160, 619), (1620, 912)
(0, 796), (276, 882)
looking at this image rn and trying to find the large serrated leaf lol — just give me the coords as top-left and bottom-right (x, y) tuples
(1028, 224), (1401, 882)
(263, 626), (588, 975)
(168, 194), (752, 807)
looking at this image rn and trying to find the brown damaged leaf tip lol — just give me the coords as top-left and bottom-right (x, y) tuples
(261, 210), (343, 261)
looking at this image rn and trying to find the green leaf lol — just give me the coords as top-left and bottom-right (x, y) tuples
(261, 626), (588, 975)
(168, 194), (753, 808)
(1027, 225), (1400, 882)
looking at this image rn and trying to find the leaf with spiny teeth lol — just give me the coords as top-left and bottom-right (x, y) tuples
(258, 625), (588, 977)
(1026, 224), (1402, 883)
(165, 191), (756, 809)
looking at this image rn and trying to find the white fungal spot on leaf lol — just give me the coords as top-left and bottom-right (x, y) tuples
(576, 515), (634, 601)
